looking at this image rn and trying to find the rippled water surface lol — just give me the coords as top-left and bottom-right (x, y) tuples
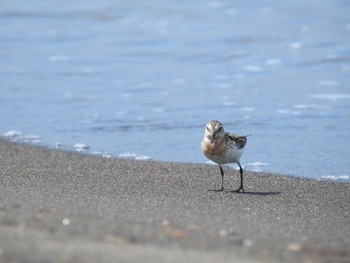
(1, 0), (350, 180)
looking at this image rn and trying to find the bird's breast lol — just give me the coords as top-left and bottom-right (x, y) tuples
(201, 137), (225, 156)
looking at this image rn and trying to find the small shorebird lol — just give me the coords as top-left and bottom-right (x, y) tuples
(201, 120), (249, 192)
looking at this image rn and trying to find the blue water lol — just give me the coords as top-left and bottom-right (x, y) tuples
(1, 0), (350, 181)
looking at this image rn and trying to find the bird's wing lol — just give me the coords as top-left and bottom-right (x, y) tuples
(226, 133), (249, 149)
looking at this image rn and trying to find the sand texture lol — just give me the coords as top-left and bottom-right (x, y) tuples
(0, 139), (349, 263)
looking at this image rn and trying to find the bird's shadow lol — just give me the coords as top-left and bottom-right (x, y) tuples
(208, 189), (281, 196)
(229, 190), (281, 196)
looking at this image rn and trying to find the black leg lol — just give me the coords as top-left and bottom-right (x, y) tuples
(219, 164), (224, 191)
(234, 162), (244, 192)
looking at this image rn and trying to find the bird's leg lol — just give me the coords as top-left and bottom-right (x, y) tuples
(219, 164), (224, 191)
(234, 162), (244, 192)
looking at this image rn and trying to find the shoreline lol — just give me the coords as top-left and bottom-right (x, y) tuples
(0, 138), (349, 263)
(3, 137), (349, 184)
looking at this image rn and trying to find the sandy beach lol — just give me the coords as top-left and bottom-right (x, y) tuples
(0, 138), (349, 263)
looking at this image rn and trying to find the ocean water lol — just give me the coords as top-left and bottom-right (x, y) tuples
(1, 0), (350, 181)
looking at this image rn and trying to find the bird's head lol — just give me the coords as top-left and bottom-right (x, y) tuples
(204, 120), (224, 143)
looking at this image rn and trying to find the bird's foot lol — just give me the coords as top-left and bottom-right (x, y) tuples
(233, 186), (244, 193)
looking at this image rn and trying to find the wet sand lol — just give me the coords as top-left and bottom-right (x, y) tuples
(0, 138), (349, 263)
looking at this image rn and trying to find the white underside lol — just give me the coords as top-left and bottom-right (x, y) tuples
(204, 146), (244, 164)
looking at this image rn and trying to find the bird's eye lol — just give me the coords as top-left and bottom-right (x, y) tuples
(206, 126), (210, 131)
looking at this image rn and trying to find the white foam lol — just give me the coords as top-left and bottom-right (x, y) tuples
(246, 162), (270, 167)
(23, 135), (40, 140)
(277, 109), (301, 115)
(119, 153), (137, 158)
(222, 102), (235, 107)
(246, 162), (270, 172)
(92, 150), (112, 158)
(4, 130), (21, 138)
(135, 155), (151, 161)
(320, 175), (350, 181)
(309, 94), (350, 100)
(289, 42), (303, 50)
(74, 143), (90, 151)
(292, 104), (331, 110)
(4, 130), (42, 143)
(265, 58), (282, 65)
(23, 135), (41, 143)
(293, 104), (316, 109)
(243, 65), (264, 73)
(119, 152), (150, 160)
(54, 142), (61, 148)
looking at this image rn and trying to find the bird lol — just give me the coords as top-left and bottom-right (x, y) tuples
(201, 120), (250, 192)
